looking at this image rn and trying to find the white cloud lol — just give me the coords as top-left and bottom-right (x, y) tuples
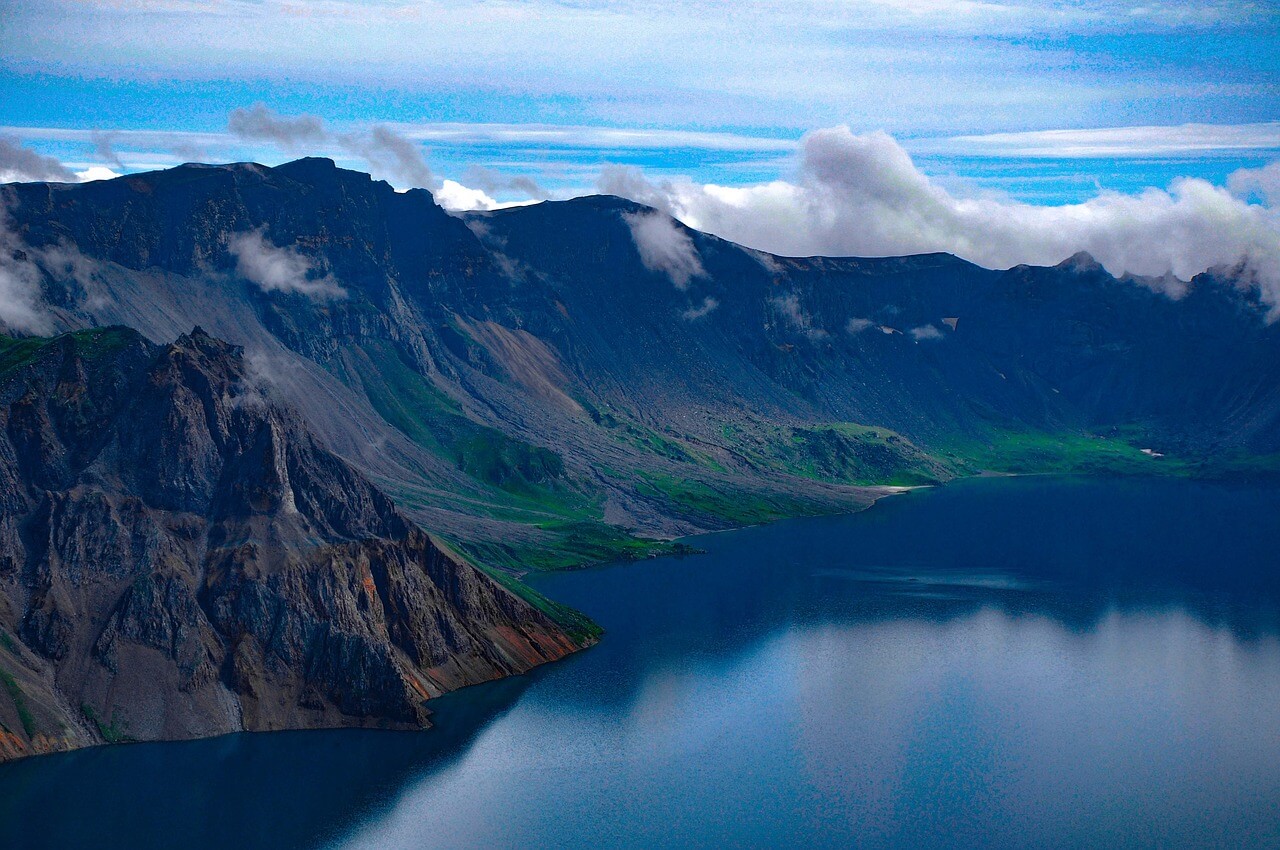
(622, 210), (705, 289)
(846, 317), (874, 333)
(435, 180), (502, 211)
(74, 166), (121, 182)
(937, 122), (1280, 158)
(227, 230), (346, 300)
(227, 105), (327, 151)
(1229, 162), (1280, 206)
(228, 104), (436, 190)
(601, 166), (681, 216)
(225, 106), (551, 208)
(0, 135), (77, 183)
(681, 296), (719, 320)
(771, 291), (827, 339)
(461, 166), (547, 201)
(910, 324), (944, 340)
(0, 219), (53, 334)
(91, 130), (125, 169)
(388, 122), (796, 154)
(604, 127), (1280, 317)
(357, 125), (434, 189)
(0, 126), (227, 174)
(0, 264), (51, 334)
(0, 135), (127, 186)
(435, 179), (543, 211)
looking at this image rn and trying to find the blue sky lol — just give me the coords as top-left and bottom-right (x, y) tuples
(0, 1), (1278, 303)
(1, 0), (1277, 202)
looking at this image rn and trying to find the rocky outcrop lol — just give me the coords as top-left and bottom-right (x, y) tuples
(0, 326), (585, 761)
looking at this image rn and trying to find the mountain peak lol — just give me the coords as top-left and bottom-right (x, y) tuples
(1056, 251), (1105, 273)
(565, 194), (655, 214)
(273, 156), (340, 177)
(173, 325), (240, 359)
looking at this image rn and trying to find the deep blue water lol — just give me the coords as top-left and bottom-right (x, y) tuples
(3, 476), (1280, 849)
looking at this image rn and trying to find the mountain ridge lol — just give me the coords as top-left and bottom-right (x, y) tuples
(3, 157), (1278, 569)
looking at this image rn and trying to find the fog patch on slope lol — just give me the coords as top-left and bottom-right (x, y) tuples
(0, 256), (53, 334)
(682, 296), (719, 321)
(771, 291), (827, 339)
(622, 210), (705, 289)
(228, 230), (346, 300)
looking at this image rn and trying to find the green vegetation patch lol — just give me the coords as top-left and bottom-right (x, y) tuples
(82, 703), (133, 744)
(0, 335), (47, 378)
(476, 565), (603, 645)
(454, 432), (564, 491)
(0, 326), (140, 380)
(0, 667), (36, 738)
(944, 429), (1192, 477)
(68, 326), (139, 361)
(783, 423), (955, 486)
(458, 520), (676, 573)
(633, 471), (820, 527)
(717, 421), (955, 487)
(350, 340), (569, 497)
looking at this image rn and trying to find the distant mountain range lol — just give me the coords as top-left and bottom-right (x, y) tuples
(1, 158), (1277, 758)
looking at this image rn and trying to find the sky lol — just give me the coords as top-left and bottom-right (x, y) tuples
(0, 0), (1278, 297)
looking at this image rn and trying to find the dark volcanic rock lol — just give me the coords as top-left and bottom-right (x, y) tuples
(0, 327), (583, 761)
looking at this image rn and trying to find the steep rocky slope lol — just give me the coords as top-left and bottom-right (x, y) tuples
(0, 327), (584, 762)
(474, 196), (1280, 458)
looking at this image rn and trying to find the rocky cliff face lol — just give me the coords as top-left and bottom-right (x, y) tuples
(0, 326), (583, 762)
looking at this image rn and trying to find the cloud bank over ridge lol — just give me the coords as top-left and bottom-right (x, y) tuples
(0, 136), (118, 185)
(6, 112), (1280, 319)
(227, 105), (515, 211)
(228, 104), (436, 192)
(601, 127), (1280, 315)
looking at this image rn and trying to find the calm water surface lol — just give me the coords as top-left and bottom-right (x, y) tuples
(3, 476), (1280, 849)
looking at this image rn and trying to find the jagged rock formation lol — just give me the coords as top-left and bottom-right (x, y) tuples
(0, 326), (583, 761)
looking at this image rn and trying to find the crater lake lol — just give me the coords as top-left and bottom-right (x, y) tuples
(3, 476), (1279, 849)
